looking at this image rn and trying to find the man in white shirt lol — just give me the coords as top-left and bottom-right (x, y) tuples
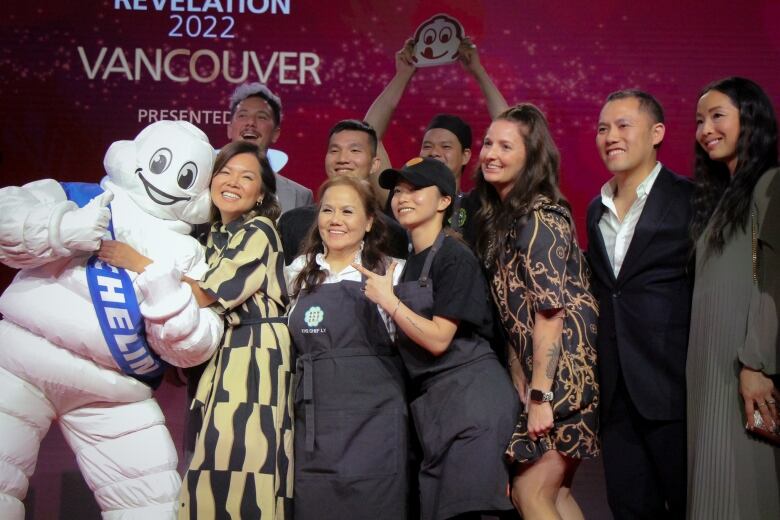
(586, 90), (694, 520)
(227, 82), (313, 214)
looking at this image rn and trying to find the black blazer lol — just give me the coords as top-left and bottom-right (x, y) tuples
(587, 167), (694, 422)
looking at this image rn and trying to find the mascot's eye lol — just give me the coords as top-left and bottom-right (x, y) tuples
(423, 28), (436, 45)
(177, 161), (198, 190)
(149, 148), (173, 175)
(439, 27), (453, 43)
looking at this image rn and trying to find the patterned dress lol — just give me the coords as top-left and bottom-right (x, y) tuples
(490, 199), (600, 463)
(180, 215), (293, 519)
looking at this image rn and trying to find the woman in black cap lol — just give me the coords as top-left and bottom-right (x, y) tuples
(355, 157), (519, 520)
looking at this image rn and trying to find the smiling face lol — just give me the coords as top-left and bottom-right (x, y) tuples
(413, 15), (463, 67)
(210, 152), (264, 224)
(420, 128), (471, 182)
(318, 184), (373, 258)
(104, 120), (214, 223)
(696, 89), (741, 174)
(480, 119), (527, 200)
(391, 180), (451, 232)
(227, 96), (280, 151)
(324, 130), (379, 180)
(596, 97), (665, 179)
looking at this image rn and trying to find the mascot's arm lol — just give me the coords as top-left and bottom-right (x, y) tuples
(0, 180), (112, 269)
(135, 259), (223, 367)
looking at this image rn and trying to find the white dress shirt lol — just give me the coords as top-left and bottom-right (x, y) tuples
(284, 250), (405, 338)
(598, 162), (662, 277)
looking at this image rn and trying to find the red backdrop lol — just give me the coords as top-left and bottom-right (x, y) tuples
(2, 2), (780, 517)
(2, 1), (780, 261)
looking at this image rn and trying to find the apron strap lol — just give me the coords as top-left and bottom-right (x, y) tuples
(301, 355), (315, 452)
(418, 231), (446, 287)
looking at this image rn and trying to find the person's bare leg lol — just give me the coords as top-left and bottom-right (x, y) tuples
(554, 457), (584, 520)
(511, 450), (567, 520)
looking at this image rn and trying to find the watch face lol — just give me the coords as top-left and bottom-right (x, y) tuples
(530, 389), (553, 402)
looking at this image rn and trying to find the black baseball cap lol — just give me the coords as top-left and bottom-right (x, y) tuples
(379, 157), (456, 197)
(426, 114), (472, 151)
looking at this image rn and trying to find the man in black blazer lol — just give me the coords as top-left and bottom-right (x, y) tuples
(587, 90), (694, 519)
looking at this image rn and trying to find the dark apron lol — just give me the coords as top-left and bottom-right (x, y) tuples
(290, 278), (409, 520)
(394, 232), (518, 520)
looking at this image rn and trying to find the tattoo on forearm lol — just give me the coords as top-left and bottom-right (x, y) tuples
(545, 338), (562, 379)
(405, 316), (424, 335)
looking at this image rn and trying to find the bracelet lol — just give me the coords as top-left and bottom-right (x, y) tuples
(391, 298), (402, 320)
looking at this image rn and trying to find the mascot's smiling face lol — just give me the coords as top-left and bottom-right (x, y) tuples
(104, 120), (214, 224)
(413, 14), (464, 67)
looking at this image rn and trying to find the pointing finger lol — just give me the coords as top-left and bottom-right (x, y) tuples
(351, 263), (376, 278)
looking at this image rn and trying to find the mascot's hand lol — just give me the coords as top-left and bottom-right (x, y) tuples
(145, 302), (223, 367)
(137, 258), (191, 320)
(153, 295), (200, 342)
(60, 190), (114, 251)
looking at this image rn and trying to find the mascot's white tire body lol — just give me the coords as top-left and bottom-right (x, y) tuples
(0, 320), (180, 519)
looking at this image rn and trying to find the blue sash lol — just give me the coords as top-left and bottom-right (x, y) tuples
(61, 182), (165, 387)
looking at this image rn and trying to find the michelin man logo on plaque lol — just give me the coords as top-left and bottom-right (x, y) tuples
(0, 120), (224, 519)
(412, 13), (464, 67)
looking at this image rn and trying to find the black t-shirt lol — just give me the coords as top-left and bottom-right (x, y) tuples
(458, 189), (482, 248)
(279, 203), (410, 265)
(401, 234), (493, 340)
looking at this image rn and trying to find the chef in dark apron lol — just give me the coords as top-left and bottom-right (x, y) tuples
(355, 157), (520, 520)
(285, 175), (409, 520)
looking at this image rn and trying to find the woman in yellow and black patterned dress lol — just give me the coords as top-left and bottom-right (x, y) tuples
(177, 141), (293, 519)
(98, 140), (293, 518)
(474, 104), (599, 519)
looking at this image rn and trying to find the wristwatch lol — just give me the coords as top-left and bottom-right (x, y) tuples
(529, 388), (554, 404)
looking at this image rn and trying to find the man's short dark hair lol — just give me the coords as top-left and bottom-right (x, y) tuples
(328, 120), (378, 156)
(605, 89), (665, 124)
(229, 82), (282, 127)
(426, 114), (472, 151)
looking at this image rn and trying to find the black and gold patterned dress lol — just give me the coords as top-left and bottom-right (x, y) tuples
(490, 198), (600, 463)
(180, 215), (293, 519)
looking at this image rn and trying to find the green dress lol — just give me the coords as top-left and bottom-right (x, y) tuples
(687, 169), (780, 519)
(180, 215), (293, 519)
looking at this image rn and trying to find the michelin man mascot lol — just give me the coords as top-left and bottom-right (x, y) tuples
(0, 120), (224, 519)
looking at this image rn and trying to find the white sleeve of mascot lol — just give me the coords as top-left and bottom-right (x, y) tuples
(136, 259), (223, 368)
(0, 179), (75, 268)
(0, 179), (112, 269)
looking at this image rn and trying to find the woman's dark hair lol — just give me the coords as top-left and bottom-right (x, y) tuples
(473, 103), (570, 267)
(291, 176), (390, 298)
(690, 77), (778, 253)
(209, 140), (281, 223)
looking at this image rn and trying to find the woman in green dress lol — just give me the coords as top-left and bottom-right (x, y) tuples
(687, 76), (779, 519)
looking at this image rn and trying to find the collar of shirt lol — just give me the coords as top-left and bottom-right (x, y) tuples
(314, 243), (365, 283)
(600, 161), (662, 218)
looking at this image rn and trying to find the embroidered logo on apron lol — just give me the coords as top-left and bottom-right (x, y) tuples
(304, 306), (324, 327)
